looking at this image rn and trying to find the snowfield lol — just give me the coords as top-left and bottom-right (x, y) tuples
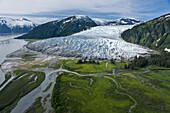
(92, 18), (111, 26)
(27, 26), (152, 60)
(74, 25), (133, 39)
(0, 17), (36, 28)
(92, 17), (142, 26)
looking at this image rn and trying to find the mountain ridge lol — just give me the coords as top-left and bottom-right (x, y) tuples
(92, 17), (142, 26)
(121, 13), (170, 50)
(16, 15), (142, 39)
(0, 17), (37, 34)
(16, 15), (98, 39)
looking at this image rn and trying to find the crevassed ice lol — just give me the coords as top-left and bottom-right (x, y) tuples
(27, 35), (151, 60)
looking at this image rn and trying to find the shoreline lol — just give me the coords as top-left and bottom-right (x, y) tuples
(0, 34), (27, 84)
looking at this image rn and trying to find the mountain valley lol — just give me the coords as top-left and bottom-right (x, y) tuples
(0, 13), (169, 113)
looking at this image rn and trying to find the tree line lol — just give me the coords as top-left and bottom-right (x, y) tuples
(125, 52), (170, 69)
(77, 59), (100, 65)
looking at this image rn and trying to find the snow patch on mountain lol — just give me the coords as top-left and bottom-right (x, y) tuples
(63, 18), (73, 24)
(165, 15), (170, 18)
(61, 15), (93, 24)
(62, 15), (88, 24)
(164, 48), (170, 52)
(92, 18), (111, 26)
(75, 15), (88, 19)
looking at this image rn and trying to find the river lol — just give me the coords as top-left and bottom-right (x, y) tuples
(0, 34), (27, 84)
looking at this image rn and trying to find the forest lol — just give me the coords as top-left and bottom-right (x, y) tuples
(125, 52), (170, 69)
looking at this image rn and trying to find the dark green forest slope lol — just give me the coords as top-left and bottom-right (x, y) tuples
(121, 13), (170, 49)
(16, 15), (97, 39)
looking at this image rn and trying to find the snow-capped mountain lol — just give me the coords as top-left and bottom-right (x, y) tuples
(92, 18), (142, 26)
(17, 15), (98, 39)
(92, 18), (111, 26)
(0, 17), (37, 33)
(108, 18), (142, 25)
(17, 15), (142, 39)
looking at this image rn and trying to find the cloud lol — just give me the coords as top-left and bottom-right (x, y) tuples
(0, 0), (169, 20)
(0, 0), (132, 14)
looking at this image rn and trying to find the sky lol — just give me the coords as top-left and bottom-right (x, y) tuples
(0, 0), (169, 22)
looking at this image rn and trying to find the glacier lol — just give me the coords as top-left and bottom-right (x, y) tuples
(74, 25), (133, 39)
(27, 25), (152, 60)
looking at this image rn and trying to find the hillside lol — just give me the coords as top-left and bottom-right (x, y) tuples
(16, 15), (98, 39)
(121, 13), (170, 50)
(0, 17), (36, 34)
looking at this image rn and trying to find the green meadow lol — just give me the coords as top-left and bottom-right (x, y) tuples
(0, 55), (169, 113)
(52, 72), (133, 113)
(50, 59), (170, 113)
